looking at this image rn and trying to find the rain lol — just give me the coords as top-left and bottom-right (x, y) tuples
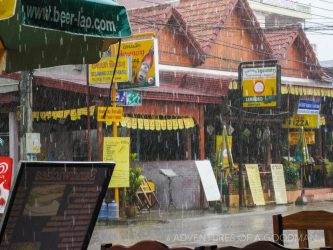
(1, 0), (333, 249)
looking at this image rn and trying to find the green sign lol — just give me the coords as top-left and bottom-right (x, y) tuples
(116, 90), (142, 106)
(21, 0), (132, 38)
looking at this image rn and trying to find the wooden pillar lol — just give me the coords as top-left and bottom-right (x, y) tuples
(317, 128), (323, 159)
(199, 105), (205, 160)
(199, 105), (206, 208)
(97, 102), (104, 161)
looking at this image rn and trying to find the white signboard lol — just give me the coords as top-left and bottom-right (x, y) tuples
(195, 160), (221, 201)
(270, 164), (288, 204)
(245, 164), (265, 206)
(25, 133), (41, 154)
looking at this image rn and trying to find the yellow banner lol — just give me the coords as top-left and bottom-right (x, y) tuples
(216, 135), (232, 166)
(97, 107), (123, 123)
(242, 66), (278, 108)
(103, 137), (130, 188)
(282, 114), (319, 129)
(289, 131), (315, 145)
(89, 57), (131, 84)
(245, 164), (265, 206)
(0, 0), (16, 20)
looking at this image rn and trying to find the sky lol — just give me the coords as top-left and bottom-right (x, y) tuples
(118, 0), (333, 63)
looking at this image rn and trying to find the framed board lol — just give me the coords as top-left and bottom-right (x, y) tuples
(0, 161), (115, 250)
(195, 160), (221, 201)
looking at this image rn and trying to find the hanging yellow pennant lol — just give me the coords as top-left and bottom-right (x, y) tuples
(161, 120), (167, 130)
(63, 110), (70, 119)
(178, 119), (184, 129)
(70, 109), (78, 121)
(32, 112), (40, 121)
(149, 119), (155, 130)
(172, 119), (178, 130)
(121, 116), (127, 127)
(155, 119), (161, 131)
(125, 117), (132, 128)
(167, 119), (173, 130)
(138, 118), (144, 129)
(131, 118), (137, 129)
(144, 119), (150, 130)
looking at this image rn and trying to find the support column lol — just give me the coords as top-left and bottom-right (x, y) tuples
(199, 105), (205, 208)
(9, 112), (18, 175)
(19, 71), (33, 161)
(199, 105), (205, 160)
(97, 102), (104, 161)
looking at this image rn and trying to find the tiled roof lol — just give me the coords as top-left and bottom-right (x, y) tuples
(264, 26), (322, 78)
(176, 0), (237, 53)
(128, 0), (272, 57)
(129, 5), (173, 35)
(264, 28), (299, 59)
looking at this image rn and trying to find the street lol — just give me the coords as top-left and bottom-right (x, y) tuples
(88, 201), (333, 249)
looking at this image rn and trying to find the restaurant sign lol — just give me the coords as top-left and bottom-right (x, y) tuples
(282, 114), (319, 129)
(111, 39), (159, 90)
(20, 0), (132, 37)
(89, 57), (132, 84)
(97, 107), (123, 123)
(289, 131), (315, 145)
(241, 65), (280, 108)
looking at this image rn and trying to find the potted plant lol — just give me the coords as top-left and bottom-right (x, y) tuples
(125, 154), (143, 218)
(282, 160), (300, 190)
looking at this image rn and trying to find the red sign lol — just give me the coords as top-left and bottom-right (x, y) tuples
(0, 157), (13, 213)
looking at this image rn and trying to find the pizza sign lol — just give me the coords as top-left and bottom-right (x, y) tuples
(0, 157), (13, 213)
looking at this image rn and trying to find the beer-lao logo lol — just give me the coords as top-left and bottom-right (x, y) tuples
(0, 162), (8, 175)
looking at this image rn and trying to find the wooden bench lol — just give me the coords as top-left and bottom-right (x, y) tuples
(273, 210), (333, 248)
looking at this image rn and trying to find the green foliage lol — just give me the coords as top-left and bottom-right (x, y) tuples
(126, 153), (143, 205)
(209, 152), (218, 177)
(126, 166), (143, 205)
(324, 158), (333, 176)
(282, 160), (299, 185)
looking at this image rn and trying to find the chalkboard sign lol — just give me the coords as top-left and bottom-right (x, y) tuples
(0, 161), (115, 250)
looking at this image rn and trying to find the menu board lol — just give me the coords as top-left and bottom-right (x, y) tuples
(270, 164), (288, 204)
(103, 137), (130, 188)
(0, 161), (115, 250)
(195, 160), (221, 201)
(245, 164), (265, 206)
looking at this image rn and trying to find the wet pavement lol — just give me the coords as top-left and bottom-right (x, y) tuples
(88, 201), (333, 249)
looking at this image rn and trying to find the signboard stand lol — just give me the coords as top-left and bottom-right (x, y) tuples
(0, 161), (115, 249)
(159, 169), (177, 209)
(237, 60), (281, 208)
